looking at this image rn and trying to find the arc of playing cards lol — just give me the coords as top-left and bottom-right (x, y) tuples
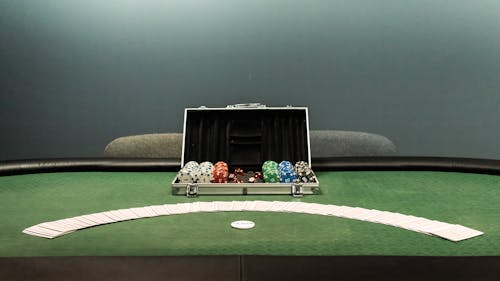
(23, 201), (483, 242)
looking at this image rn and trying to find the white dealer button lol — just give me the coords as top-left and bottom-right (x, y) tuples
(231, 220), (255, 230)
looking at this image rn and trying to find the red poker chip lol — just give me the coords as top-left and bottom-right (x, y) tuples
(214, 161), (228, 168)
(210, 161), (231, 183)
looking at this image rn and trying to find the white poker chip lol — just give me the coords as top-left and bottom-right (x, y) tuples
(230, 220), (255, 230)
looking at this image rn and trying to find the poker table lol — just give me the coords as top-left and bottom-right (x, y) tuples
(1, 157), (500, 281)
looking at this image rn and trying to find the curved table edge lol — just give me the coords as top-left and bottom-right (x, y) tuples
(0, 156), (499, 176)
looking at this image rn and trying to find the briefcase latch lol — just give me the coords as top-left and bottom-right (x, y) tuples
(186, 183), (199, 198)
(291, 183), (304, 198)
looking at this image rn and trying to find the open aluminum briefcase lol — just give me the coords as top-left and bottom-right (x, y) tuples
(171, 103), (320, 197)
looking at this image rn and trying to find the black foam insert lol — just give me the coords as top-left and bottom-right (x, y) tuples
(183, 109), (309, 170)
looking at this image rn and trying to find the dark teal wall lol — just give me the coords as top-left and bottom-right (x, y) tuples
(1, 0), (499, 160)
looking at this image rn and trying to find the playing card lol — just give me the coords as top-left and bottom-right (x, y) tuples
(301, 202), (318, 214)
(242, 201), (257, 211)
(367, 211), (399, 223)
(333, 206), (357, 218)
(24, 225), (63, 238)
(267, 201), (286, 212)
(432, 225), (484, 242)
(211, 201), (219, 211)
(340, 207), (372, 220)
(372, 212), (408, 225)
(23, 230), (55, 239)
(187, 202), (200, 213)
(116, 209), (140, 220)
(323, 204), (342, 216)
(72, 215), (99, 227)
(92, 213), (116, 224)
(128, 207), (150, 218)
(215, 201), (233, 212)
(164, 204), (186, 214)
(102, 211), (123, 222)
(358, 209), (386, 221)
(106, 210), (128, 221)
(163, 204), (179, 214)
(399, 217), (436, 234)
(23, 225), (60, 239)
(303, 203), (331, 215)
(59, 217), (94, 229)
(281, 202), (298, 212)
(419, 221), (454, 234)
(142, 206), (158, 217)
(78, 214), (102, 225)
(231, 201), (245, 211)
(253, 201), (272, 211)
(413, 219), (444, 234)
(289, 202), (311, 213)
(198, 202), (215, 212)
(39, 221), (75, 233)
(387, 214), (415, 227)
(176, 203), (192, 213)
(150, 205), (169, 216)
(38, 223), (75, 236)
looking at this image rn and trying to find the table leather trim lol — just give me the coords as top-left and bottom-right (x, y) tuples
(1, 157), (499, 176)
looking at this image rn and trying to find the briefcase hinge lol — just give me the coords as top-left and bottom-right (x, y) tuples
(186, 184), (199, 198)
(291, 184), (304, 197)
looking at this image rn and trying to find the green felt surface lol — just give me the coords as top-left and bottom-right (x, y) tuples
(1, 171), (499, 257)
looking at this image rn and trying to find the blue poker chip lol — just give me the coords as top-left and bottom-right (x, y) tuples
(278, 166), (297, 183)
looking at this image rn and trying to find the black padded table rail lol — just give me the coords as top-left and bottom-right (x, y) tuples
(1, 156), (499, 176)
(0, 158), (182, 175)
(313, 156), (500, 175)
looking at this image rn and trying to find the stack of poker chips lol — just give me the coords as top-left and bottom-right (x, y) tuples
(252, 171), (264, 183)
(198, 161), (214, 183)
(229, 169), (264, 183)
(212, 161), (229, 183)
(177, 161), (200, 183)
(262, 160), (280, 183)
(294, 161), (317, 183)
(278, 161), (298, 183)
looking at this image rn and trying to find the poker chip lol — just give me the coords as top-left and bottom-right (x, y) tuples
(234, 168), (244, 175)
(253, 171), (264, 183)
(231, 167), (245, 183)
(278, 161), (298, 183)
(212, 161), (229, 183)
(294, 161), (317, 183)
(177, 166), (198, 183)
(262, 160), (280, 183)
(199, 161), (214, 170)
(184, 161), (199, 169)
